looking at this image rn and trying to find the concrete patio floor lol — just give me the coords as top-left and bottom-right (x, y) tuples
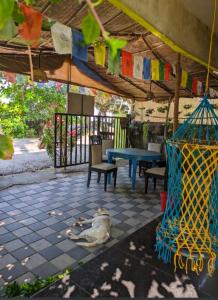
(36, 217), (218, 298)
(0, 166), (162, 293)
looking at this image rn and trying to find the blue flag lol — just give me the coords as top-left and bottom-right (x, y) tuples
(143, 58), (151, 80)
(72, 30), (88, 62)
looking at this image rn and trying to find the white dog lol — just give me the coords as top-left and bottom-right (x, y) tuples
(66, 208), (111, 247)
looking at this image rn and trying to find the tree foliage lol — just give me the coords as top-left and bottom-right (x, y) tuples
(0, 83), (66, 138)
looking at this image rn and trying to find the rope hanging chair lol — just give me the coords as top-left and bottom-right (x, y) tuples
(156, 0), (218, 276)
(156, 97), (218, 276)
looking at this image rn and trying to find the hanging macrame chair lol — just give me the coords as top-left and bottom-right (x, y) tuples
(156, 0), (218, 276)
(156, 96), (218, 276)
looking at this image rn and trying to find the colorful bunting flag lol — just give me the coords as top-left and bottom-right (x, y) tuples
(159, 61), (165, 81)
(209, 88), (217, 98)
(70, 85), (79, 93)
(121, 50), (133, 77)
(172, 65), (176, 76)
(187, 74), (193, 90)
(197, 81), (202, 96)
(181, 70), (188, 88)
(91, 88), (97, 96)
(151, 59), (160, 80)
(55, 82), (63, 92)
(143, 58), (151, 80)
(79, 86), (86, 94)
(37, 82), (45, 88)
(3, 72), (16, 83)
(94, 42), (106, 67)
(192, 78), (198, 94)
(19, 3), (42, 46)
(51, 22), (72, 54)
(133, 55), (143, 79)
(164, 63), (171, 80)
(108, 48), (120, 75)
(72, 30), (88, 62)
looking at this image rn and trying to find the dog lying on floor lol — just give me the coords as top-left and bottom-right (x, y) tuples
(66, 208), (111, 247)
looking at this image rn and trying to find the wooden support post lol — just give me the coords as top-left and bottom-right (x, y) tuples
(173, 53), (181, 132)
(164, 96), (173, 139)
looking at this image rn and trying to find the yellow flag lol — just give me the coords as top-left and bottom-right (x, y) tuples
(151, 59), (160, 80)
(181, 70), (188, 88)
(94, 43), (106, 67)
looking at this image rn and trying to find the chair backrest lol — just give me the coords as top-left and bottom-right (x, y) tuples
(90, 144), (102, 166)
(148, 142), (162, 153)
(102, 139), (114, 155)
(90, 135), (102, 145)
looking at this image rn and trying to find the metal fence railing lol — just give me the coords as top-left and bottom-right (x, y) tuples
(54, 113), (129, 168)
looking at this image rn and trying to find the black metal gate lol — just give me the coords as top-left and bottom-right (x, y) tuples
(54, 113), (129, 168)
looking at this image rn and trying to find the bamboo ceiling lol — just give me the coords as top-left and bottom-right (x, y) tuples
(0, 0), (218, 101)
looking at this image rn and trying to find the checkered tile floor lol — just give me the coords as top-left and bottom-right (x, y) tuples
(0, 166), (163, 289)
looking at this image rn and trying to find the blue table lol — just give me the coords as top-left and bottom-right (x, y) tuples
(107, 148), (161, 189)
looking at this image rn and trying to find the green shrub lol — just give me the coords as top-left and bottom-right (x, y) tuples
(4, 268), (71, 298)
(0, 83), (66, 138)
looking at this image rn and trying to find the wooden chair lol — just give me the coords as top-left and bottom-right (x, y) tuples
(139, 142), (162, 176)
(102, 139), (114, 162)
(144, 160), (167, 193)
(87, 138), (117, 191)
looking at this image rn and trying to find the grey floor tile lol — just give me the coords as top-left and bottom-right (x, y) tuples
(12, 246), (35, 261)
(37, 227), (55, 237)
(50, 222), (69, 232)
(1, 262), (28, 282)
(28, 222), (47, 232)
(40, 245), (64, 261)
(16, 271), (35, 284)
(30, 239), (52, 251)
(123, 210), (137, 217)
(3, 218), (17, 226)
(0, 254), (17, 269)
(4, 239), (25, 252)
(1, 232), (17, 243)
(46, 233), (66, 244)
(25, 253), (47, 270)
(67, 246), (90, 261)
(7, 210), (23, 217)
(125, 218), (141, 226)
(20, 218), (38, 226)
(20, 232), (42, 244)
(32, 262), (59, 278)
(13, 227), (33, 237)
(50, 254), (75, 271)
(0, 227), (8, 235)
(56, 239), (77, 252)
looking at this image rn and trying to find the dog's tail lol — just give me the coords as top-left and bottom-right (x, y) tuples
(76, 241), (97, 247)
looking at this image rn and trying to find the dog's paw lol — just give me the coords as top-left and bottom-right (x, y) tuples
(73, 221), (83, 227)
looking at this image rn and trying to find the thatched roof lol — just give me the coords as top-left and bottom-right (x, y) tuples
(0, 0), (217, 101)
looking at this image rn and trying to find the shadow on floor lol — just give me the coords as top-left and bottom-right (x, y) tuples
(35, 217), (217, 298)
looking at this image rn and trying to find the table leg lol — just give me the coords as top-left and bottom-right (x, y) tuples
(108, 153), (112, 184)
(132, 159), (137, 190)
(129, 160), (132, 178)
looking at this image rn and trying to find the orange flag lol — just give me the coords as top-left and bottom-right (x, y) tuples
(19, 3), (42, 47)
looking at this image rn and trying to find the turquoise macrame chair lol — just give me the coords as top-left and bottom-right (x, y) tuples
(156, 96), (218, 276)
